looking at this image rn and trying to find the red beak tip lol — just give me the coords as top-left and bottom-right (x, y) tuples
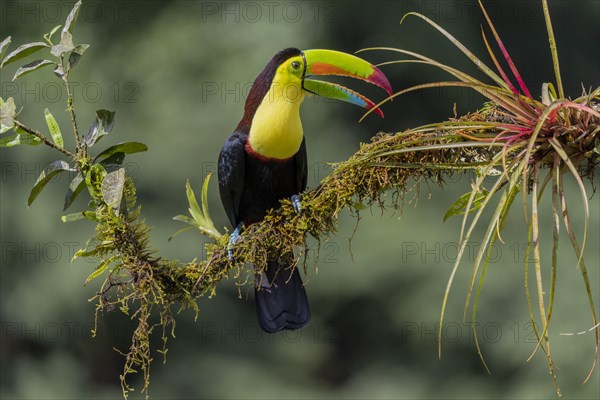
(371, 67), (393, 96)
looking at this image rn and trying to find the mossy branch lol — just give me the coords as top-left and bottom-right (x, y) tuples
(81, 103), (598, 398)
(2, 1), (599, 398)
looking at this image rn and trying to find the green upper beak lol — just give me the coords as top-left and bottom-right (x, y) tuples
(301, 49), (392, 118)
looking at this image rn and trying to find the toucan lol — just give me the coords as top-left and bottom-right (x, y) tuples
(218, 48), (392, 333)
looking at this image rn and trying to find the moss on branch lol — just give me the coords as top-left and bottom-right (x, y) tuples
(3, 1), (599, 397)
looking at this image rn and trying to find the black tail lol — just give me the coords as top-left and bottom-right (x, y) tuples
(255, 258), (311, 333)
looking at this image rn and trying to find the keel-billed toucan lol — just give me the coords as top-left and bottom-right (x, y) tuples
(218, 48), (392, 333)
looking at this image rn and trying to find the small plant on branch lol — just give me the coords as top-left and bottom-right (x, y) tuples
(1, 0), (597, 398)
(357, 1), (600, 393)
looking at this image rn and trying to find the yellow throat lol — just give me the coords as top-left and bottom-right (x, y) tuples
(248, 64), (305, 160)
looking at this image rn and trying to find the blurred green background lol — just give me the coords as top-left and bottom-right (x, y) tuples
(1, 1), (599, 398)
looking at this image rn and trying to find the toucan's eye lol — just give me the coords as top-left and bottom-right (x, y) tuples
(291, 61), (301, 70)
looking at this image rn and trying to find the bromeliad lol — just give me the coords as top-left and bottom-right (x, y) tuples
(218, 48), (391, 333)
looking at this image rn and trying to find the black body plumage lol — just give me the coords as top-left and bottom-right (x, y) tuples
(217, 48), (311, 333)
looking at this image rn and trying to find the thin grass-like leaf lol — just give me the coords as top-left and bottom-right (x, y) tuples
(520, 100), (576, 228)
(477, 0), (532, 98)
(548, 138), (588, 266)
(361, 46), (544, 119)
(456, 147), (510, 243)
(464, 161), (522, 321)
(542, 0), (564, 99)
(524, 219), (545, 355)
(530, 165), (560, 392)
(360, 80), (534, 123)
(530, 155), (561, 360)
(400, 12), (507, 90)
(558, 175), (599, 384)
(438, 152), (509, 358)
(480, 26), (518, 96)
(168, 225), (194, 242)
(471, 234), (497, 375)
(362, 140), (506, 166)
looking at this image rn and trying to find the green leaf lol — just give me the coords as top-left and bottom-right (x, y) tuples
(63, 1), (82, 35)
(63, 172), (86, 210)
(541, 82), (557, 106)
(94, 141), (148, 162)
(0, 36), (11, 62)
(0, 97), (16, 132)
(168, 224), (195, 241)
(43, 108), (63, 148)
(84, 109), (115, 146)
(72, 247), (96, 262)
(84, 264), (108, 286)
(51, 31), (75, 57)
(68, 43), (89, 69)
(200, 173), (217, 232)
(99, 152), (126, 167)
(45, 25), (62, 44)
(186, 179), (204, 225)
(61, 212), (84, 223)
(85, 164), (107, 197)
(173, 215), (197, 225)
(53, 64), (65, 79)
(83, 256), (115, 286)
(28, 160), (75, 206)
(444, 189), (490, 222)
(1, 42), (50, 68)
(353, 202), (367, 211)
(101, 167), (126, 214)
(12, 59), (56, 81)
(177, 175), (221, 239)
(0, 127), (42, 147)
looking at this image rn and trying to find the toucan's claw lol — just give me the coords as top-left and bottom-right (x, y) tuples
(291, 195), (302, 214)
(227, 223), (243, 261)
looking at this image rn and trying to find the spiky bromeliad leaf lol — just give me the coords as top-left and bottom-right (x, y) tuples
(28, 160), (75, 206)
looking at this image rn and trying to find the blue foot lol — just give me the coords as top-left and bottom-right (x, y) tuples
(227, 223), (243, 261)
(291, 195), (302, 214)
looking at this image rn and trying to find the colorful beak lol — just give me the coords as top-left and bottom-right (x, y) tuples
(301, 49), (392, 118)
